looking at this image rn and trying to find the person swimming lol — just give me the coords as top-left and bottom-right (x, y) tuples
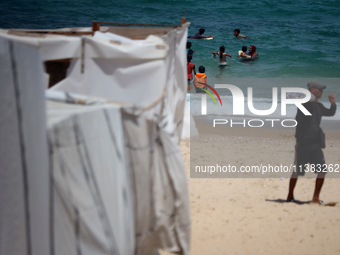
(188, 28), (214, 39)
(234, 29), (247, 39)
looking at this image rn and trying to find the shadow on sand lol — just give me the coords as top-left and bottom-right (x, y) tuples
(266, 198), (311, 205)
(266, 199), (338, 207)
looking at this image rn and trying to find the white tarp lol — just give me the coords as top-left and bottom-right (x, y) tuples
(50, 33), (168, 108)
(47, 100), (135, 255)
(161, 26), (188, 139)
(45, 92), (191, 255)
(0, 35), (50, 255)
(121, 102), (190, 255)
(0, 32), (81, 61)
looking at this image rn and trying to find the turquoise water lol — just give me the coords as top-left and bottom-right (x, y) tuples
(1, 0), (340, 118)
(2, 0), (340, 79)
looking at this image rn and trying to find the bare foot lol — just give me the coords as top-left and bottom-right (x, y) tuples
(311, 200), (338, 206)
(311, 199), (323, 205)
(286, 196), (295, 202)
(287, 192), (295, 202)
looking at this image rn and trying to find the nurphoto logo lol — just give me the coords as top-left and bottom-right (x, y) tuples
(201, 84), (311, 115)
(200, 84), (312, 128)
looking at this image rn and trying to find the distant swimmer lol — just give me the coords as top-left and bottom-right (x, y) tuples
(234, 29), (247, 39)
(212, 45), (232, 67)
(188, 28), (214, 40)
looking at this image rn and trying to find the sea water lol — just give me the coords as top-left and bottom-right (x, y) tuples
(1, 0), (340, 120)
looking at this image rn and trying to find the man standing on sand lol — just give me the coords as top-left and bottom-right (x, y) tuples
(287, 81), (337, 204)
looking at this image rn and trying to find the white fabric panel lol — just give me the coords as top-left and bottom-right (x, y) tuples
(0, 36), (50, 255)
(0, 34), (28, 255)
(46, 98), (191, 255)
(159, 127), (191, 254)
(51, 36), (168, 108)
(0, 31), (81, 61)
(53, 57), (167, 107)
(47, 102), (135, 255)
(122, 104), (190, 255)
(121, 111), (155, 254)
(162, 22), (189, 140)
(94, 31), (142, 44)
(39, 36), (81, 60)
(89, 33), (168, 59)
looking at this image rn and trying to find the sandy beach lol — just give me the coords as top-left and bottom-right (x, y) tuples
(165, 118), (340, 255)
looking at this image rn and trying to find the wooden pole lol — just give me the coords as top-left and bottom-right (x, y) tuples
(92, 21), (100, 33)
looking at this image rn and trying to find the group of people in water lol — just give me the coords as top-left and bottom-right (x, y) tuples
(187, 28), (258, 92)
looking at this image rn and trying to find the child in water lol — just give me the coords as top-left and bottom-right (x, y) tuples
(212, 46), (232, 66)
(186, 41), (194, 57)
(195, 66), (207, 93)
(187, 55), (196, 92)
(238, 46), (249, 58)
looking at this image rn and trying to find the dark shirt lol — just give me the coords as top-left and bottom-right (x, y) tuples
(189, 32), (202, 39)
(295, 101), (336, 144)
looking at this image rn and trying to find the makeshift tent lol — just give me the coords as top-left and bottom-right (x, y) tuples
(0, 20), (193, 255)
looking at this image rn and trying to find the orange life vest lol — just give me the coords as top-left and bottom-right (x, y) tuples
(195, 73), (207, 88)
